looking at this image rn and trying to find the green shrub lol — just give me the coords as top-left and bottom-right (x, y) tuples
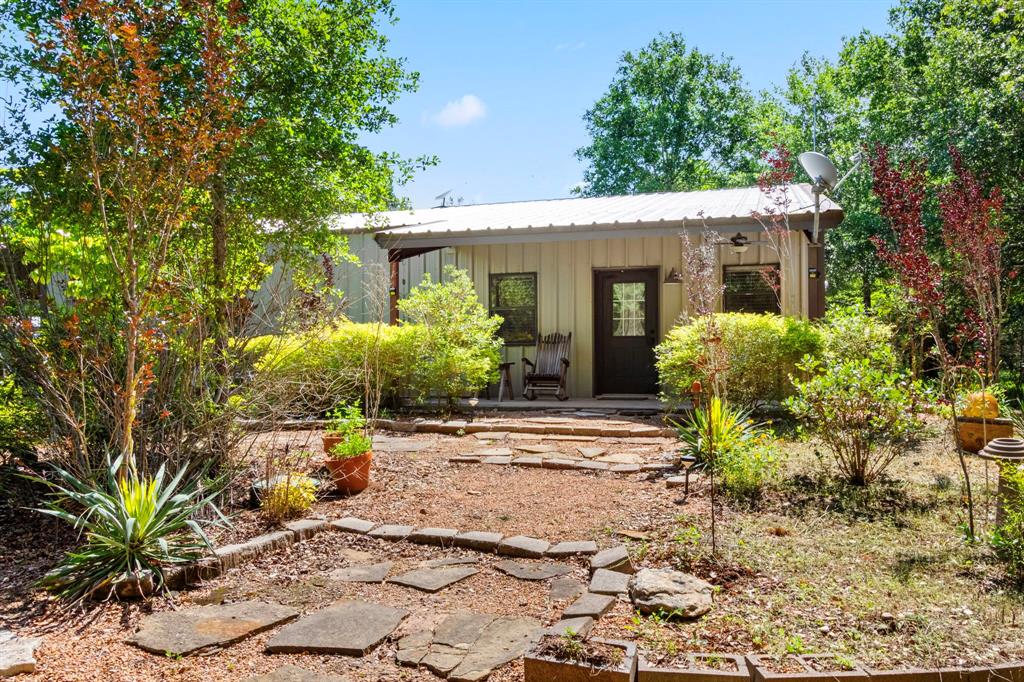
(990, 462), (1024, 583)
(786, 357), (925, 486)
(261, 473), (317, 523)
(399, 266), (503, 404)
(34, 455), (227, 601)
(251, 322), (424, 417)
(656, 313), (823, 405)
(820, 307), (898, 370)
(718, 439), (783, 503)
(0, 375), (46, 460)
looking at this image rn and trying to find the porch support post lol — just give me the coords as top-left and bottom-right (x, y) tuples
(805, 234), (826, 319)
(388, 250), (400, 325)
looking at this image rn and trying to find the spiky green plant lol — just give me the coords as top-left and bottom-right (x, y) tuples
(33, 455), (229, 601)
(674, 397), (762, 465)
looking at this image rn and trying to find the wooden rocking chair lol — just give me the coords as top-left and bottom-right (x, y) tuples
(521, 332), (572, 401)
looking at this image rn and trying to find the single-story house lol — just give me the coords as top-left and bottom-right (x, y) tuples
(319, 184), (843, 399)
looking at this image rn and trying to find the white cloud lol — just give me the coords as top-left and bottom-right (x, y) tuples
(432, 94), (487, 128)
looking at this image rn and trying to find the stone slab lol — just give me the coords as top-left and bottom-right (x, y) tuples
(421, 556), (479, 568)
(609, 463), (641, 474)
(541, 458), (577, 469)
(372, 437), (429, 452)
(562, 592), (616, 619)
(543, 434), (598, 442)
(515, 443), (559, 454)
(547, 616), (594, 638)
(590, 568), (631, 595)
(285, 518), (327, 540)
(481, 456), (512, 465)
(577, 447), (607, 459)
(511, 456), (544, 467)
(367, 524), (414, 542)
(246, 665), (348, 681)
(449, 455), (481, 463)
(666, 475), (689, 488)
(423, 612), (496, 675)
(408, 527), (459, 546)
(550, 577), (585, 601)
(573, 460), (610, 472)
(390, 566), (479, 593)
(595, 453), (643, 464)
(453, 531), (504, 551)
(0, 631), (41, 677)
(643, 462), (676, 472)
(266, 600), (408, 655)
(326, 562), (393, 583)
(590, 545), (634, 574)
(329, 517), (376, 534)
(546, 540), (599, 557)
(494, 560), (573, 581)
(129, 601), (298, 656)
(396, 630), (433, 667)
(473, 432), (508, 440)
(447, 616), (543, 682)
(496, 535), (550, 559)
(477, 447), (513, 456)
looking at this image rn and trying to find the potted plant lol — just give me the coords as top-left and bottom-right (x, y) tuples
(955, 390), (1014, 453)
(323, 402), (373, 494)
(524, 632), (636, 682)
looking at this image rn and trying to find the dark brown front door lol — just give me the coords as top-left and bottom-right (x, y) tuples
(594, 268), (660, 395)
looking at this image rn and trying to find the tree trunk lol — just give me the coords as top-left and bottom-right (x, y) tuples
(862, 272), (872, 311)
(210, 169), (230, 464)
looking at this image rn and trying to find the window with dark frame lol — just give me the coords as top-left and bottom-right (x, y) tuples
(723, 265), (781, 314)
(489, 272), (537, 346)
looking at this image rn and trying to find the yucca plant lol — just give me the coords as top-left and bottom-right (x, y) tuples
(33, 454), (229, 601)
(674, 397), (761, 465)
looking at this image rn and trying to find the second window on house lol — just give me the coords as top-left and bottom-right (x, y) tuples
(723, 265), (781, 314)
(489, 272), (537, 346)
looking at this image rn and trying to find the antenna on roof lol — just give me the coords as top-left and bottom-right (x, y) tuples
(434, 189), (454, 208)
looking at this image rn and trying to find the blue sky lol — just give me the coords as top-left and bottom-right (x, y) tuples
(368, 0), (896, 209)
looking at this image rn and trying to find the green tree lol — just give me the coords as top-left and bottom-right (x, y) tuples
(575, 33), (759, 195)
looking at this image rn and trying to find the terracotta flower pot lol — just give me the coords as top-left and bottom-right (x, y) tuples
(322, 433), (343, 455)
(955, 416), (1014, 453)
(324, 451), (372, 494)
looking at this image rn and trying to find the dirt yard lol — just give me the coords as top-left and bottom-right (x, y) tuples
(2, 412), (1022, 681)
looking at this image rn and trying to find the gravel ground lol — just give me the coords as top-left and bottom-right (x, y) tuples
(3, 414), (1024, 680)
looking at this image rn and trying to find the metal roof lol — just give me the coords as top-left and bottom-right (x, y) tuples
(329, 184), (843, 248)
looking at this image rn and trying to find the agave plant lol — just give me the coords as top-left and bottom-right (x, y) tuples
(33, 454), (229, 601)
(674, 396), (762, 465)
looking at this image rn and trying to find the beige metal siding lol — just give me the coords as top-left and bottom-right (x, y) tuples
(455, 232), (807, 398)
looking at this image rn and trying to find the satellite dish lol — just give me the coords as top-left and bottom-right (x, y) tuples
(798, 152), (839, 190)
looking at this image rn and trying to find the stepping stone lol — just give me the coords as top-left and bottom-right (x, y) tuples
(550, 577), (585, 601)
(577, 447), (607, 459)
(508, 433), (544, 440)
(266, 600), (408, 655)
(595, 452), (643, 464)
(477, 447), (513, 456)
(128, 601), (299, 656)
(420, 612), (496, 676)
(247, 665), (348, 681)
(590, 545), (634, 574)
(543, 434), (597, 442)
(453, 531), (504, 551)
(450, 455), (481, 463)
(573, 460), (609, 472)
(396, 630), (434, 667)
(562, 592), (616, 619)
(494, 560), (572, 581)
(408, 527), (459, 546)
(482, 456), (511, 465)
(390, 566), (479, 593)
(547, 540), (599, 557)
(0, 630), (41, 677)
(367, 524), (414, 542)
(590, 568), (630, 595)
(447, 616), (543, 682)
(496, 535), (550, 558)
(610, 463), (641, 473)
(666, 475), (689, 488)
(421, 556), (479, 568)
(515, 443), (559, 454)
(329, 517), (376, 534)
(547, 616), (594, 638)
(285, 519), (327, 540)
(541, 458), (577, 469)
(512, 456), (544, 467)
(473, 432), (508, 440)
(326, 562), (392, 583)
(372, 437), (429, 452)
